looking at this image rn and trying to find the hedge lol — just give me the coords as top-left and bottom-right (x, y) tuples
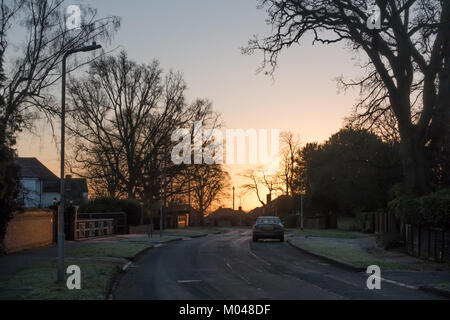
(388, 189), (450, 229)
(79, 198), (143, 226)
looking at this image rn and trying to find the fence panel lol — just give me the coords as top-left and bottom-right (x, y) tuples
(404, 225), (448, 263)
(76, 219), (114, 240)
(444, 232), (450, 263)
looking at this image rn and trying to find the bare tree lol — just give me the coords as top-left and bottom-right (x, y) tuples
(241, 169), (266, 206)
(181, 99), (229, 224)
(0, 0), (120, 145)
(0, 0), (119, 254)
(241, 166), (282, 206)
(67, 51), (188, 200)
(244, 0), (450, 195)
(280, 131), (302, 196)
(67, 51), (229, 219)
(189, 164), (230, 225)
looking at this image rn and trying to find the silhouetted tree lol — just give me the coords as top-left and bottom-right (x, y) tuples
(295, 128), (403, 216)
(280, 131), (302, 196)
(0, 51), (19, 255)
(0, 0), (120, 140)
(189, 164), (230, 225)
(244, 0), (450, 195)
(67, 51), (190, 199)
(0, 1), (119, 253)
(241, 166), (282, 206)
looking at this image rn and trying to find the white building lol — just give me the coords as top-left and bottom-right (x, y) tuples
(16, 158), (60, 208)
(16, 158), (89, 209)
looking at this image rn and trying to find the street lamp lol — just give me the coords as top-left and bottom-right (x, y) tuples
(232, 186), (235, 211)
(57, 42), (102, 282)
(300, 176), (304, 230)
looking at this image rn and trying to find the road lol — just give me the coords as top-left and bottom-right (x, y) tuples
(114, 229), (444, 300)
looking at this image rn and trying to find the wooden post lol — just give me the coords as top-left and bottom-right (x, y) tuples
(418, 226), (421, 258)
(73, 207), (78, 240)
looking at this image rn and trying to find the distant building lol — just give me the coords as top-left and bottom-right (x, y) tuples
(16, 158), (88, 208)
(65, 175), (89, 206)
(16, 158), (60, 208)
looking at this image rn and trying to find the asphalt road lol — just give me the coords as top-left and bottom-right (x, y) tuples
(114, 229), (444, 300)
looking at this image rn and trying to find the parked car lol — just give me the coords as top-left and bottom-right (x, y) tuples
(252, 216), (284, 242)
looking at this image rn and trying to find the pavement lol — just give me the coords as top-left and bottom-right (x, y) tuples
(113, 229), (449, 300)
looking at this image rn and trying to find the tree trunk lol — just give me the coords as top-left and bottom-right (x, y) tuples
(399, 131), (430, 196)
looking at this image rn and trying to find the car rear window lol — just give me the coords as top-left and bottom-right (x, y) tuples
(257, 217), (281, 224)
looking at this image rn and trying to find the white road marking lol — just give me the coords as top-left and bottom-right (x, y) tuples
(177, 280), (202, 284)
(379, 277), (418, 290)
(122, 261), (132, 271)
(247, 242), (271, 266)
(226, 262), (252, 285)
(154, 244), (163, 248)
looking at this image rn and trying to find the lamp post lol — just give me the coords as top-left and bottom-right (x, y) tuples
(300, 176), (304, 231)
(232, 186), (235, 211)
(160, 150), (169, 238)
(58, 42), (102, 282)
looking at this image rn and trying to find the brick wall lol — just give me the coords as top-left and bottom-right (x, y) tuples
(4, 209), (54, 254)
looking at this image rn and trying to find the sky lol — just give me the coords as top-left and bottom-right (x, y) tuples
(16, 0), (363, 211)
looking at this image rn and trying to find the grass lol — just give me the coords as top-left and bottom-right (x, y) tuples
(286, 228), (369, 239)
(0, 261), (120, 300)
(436, 283), (450, 291)
(0, 238), (154, 300)
(68, 242), (151, 259)
(288, 237), (415, 270)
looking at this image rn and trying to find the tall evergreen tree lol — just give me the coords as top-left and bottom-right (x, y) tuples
(0, 52), (20, 256)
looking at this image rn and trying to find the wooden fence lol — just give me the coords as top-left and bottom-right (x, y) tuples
(405, 225), (450, 263)
(374, 211), (400, 234)
(76, 219), (114, 240)
(77, 212), (128, 235)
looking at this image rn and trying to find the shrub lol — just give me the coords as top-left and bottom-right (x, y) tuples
(79, 198), (143, 226)
(0, 145), (20, 255)
(376, 232), (403, 250)
(388, 189), (450, 229)
(355, 211), (376, 233)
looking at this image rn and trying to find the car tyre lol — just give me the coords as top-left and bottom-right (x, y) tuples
(253, 236), (258, 242)
(280, 236), (284, 242)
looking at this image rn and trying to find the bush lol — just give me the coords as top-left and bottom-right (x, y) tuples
(355, 211), (376, 233)
(388, 189), (450, 229)
(0, 145), (20, 255)
(376, 232), (403, 250)
(79, 198), (143, 226)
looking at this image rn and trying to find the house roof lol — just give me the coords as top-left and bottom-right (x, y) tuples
(208, 207), (237, 217)
(16, 158), (89, 199)
(16, 158), (60, 193)
(16, 158), (59, 181)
